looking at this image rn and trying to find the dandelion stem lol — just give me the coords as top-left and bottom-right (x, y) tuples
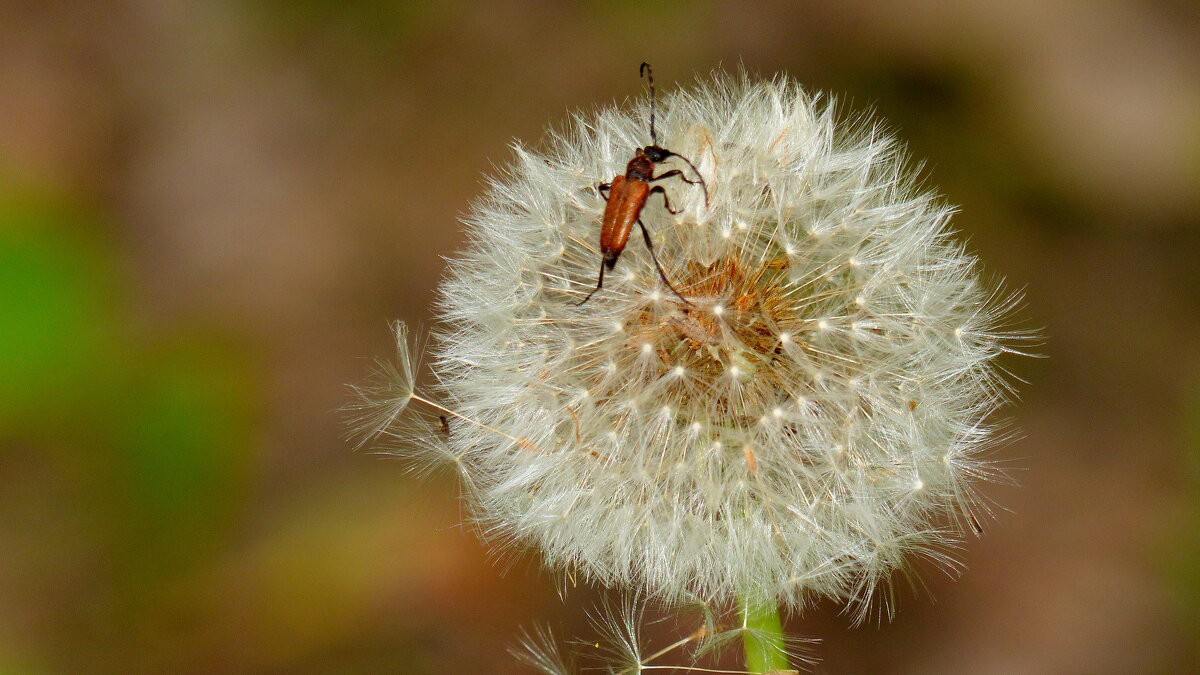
(739, 596), (789, 673)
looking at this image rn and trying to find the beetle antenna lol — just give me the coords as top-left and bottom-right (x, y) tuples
(640, 62), (657, 146)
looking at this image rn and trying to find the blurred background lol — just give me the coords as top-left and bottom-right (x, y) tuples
(1, 1), (1197, 672)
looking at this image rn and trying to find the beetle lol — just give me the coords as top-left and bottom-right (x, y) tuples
(576, 62), (709, 306)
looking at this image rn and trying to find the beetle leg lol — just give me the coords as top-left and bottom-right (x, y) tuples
(636, 218), (691, 306)
(575, 260), (606, 306)
(597, 182), (612, 201)
(656, 151), (709, 207)
(648, 185), (681, 215)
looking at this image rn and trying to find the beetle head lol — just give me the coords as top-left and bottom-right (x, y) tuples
(642, 145), (673, 163)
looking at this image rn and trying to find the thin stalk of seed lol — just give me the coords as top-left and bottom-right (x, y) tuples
(410, 393), (543, 452)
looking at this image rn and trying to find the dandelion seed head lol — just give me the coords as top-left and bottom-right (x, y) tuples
(420, 70), (1028, 613)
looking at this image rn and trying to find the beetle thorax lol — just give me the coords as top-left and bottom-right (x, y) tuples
(625, 150), (655, 181)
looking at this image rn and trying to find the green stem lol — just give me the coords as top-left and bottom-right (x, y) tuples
(739, 595), (790, 673)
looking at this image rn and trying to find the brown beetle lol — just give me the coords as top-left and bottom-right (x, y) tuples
(576, 62), (709, 306)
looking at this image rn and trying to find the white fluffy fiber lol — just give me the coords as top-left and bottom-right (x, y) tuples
(409, 70), (1022, 613)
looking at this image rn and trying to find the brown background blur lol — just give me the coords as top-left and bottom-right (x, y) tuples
(1, 1), (1198, 673)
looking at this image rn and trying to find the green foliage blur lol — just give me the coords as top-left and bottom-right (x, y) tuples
(0, 192), (257, 670)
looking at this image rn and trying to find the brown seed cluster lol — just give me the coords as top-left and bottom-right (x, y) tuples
(621, 255), (804, 420)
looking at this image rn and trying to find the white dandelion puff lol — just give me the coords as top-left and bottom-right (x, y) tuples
(357, 67), (1033, 659)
